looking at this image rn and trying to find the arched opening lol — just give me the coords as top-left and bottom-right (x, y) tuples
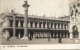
(72, 25), (78, 38)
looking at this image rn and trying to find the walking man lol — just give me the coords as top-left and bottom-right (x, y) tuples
(6, 36), (10, 41)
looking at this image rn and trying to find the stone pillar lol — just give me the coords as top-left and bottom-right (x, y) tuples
(37, 21), (39, 28)
(61, 23), (63, 29)
(52, 23), (54, 29)
(41, 22), (43, 28)
(63, 24), (65, 29)
(45, 22), (47, 28)
(22, 0), (30, 39)
(23, 22), (25, 27)
(23, 9), (28, 39)
(6, 30), (9, 38)
(28, 21), (30, 27)
(33, 22), (35, 28)
(13, 15), (16, 38)
(67, 23), (69, 29)
(18, 20), (21, 27)
(6, 19), (10, 27)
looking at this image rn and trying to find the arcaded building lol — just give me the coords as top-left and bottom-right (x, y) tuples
(0, 0), (80, 39)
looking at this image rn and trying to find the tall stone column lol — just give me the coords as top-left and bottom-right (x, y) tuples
(22, 0), (30, 39)
(56, 23), (58, 29)
(13, 15), (16, 38)
(60, 23), (61, 29)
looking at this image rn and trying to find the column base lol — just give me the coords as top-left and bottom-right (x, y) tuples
(11, 37), (17, 39)
(21, 37), (28, 39)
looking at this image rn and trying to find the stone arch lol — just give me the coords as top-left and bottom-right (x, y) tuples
(72, 25), (79, 38)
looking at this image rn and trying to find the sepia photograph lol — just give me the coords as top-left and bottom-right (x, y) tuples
(0, 0), (80, 49)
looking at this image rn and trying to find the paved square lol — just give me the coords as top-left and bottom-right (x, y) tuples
(1, 37), (80, 45)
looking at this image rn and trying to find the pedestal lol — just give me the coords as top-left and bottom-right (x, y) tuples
(21, 37), (28, 39)
(11, 37), (17, 39)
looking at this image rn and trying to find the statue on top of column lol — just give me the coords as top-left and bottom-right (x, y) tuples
(23, 0), (30, 8)
(24, 0), (28, 4)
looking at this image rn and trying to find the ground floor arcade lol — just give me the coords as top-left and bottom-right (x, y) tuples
(2, 29), (79, 39)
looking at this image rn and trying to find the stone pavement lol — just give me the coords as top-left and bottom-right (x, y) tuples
(1, 37), (80, 45)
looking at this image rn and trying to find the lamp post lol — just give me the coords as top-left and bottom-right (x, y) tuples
(22, 0), (30, 39)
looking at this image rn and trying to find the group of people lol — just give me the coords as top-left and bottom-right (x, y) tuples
(48, 36), (62, 43)
(6, 35), (62, 43)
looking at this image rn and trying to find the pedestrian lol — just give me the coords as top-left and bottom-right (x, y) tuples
(48, 36), (50, 41)
(37, 36), (38, 39)
(29, 36), (32, 41)
(55, 36), (56, 40)
(58, 37), (62, 43)
(6, 36), (10, 41)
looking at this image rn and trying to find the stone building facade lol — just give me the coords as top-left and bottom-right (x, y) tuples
(69, 0), (80, 39)
(0, 0), (80, 39)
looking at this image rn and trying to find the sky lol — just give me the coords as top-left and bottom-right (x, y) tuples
(0, 0), (75, 18)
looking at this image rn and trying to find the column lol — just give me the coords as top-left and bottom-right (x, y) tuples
(63, 24), (65, 29)
(23, 22), (25, 27)
(6, 30), (9, 38)
(22, 0), (30, 39)
(65, 24), (66, 29)
(58, 23), (60, 29)
(67, 23), (69, 29)
(33, 22), (35, 28)
(28, 21), (30, 27)
(62, 33), (63, 38)
(61, 23), (63, 29)
(56, 23), (58, 29)
(13, 15), (16, 38)
(63, 33), (65, 37)
(18, 20), (21, 27)
(49, 22), (51, 28)
(52, 23), (54, 29)
(6, 19), (10, 27)
(37, 21), (39, 28)
(45, 22), (47, 28)
(60, 23), (61, 29)
(41, 22), (43, 28)
(54, 23), (56, 29)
